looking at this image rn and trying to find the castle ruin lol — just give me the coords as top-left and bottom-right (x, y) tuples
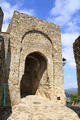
(0, 7), (79, 120)
(0, 7), (65, 107)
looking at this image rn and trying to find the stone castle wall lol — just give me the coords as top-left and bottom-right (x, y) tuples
(0, 32), (11, 107)
(0, 9), (80, 120)
(0, 7), (4, 32)
(0, 10), (65, 108)
(73, 36), (80, 98)
(7, 11), (65, 106)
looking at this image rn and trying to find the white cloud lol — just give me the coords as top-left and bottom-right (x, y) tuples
(48, 0), (80, 89)
(19, 9), (35, 16)
(61, 33), (79, 47)
(62, 32), (79, 68)
(49, 0), (80, 26)
(62, 46), (76, 68)
(51, 0), (80, 16)
(0, 0), (18, 21)
(0, 0), (35, 32)
(2, 22), (9, 32)
(48, 0), (80, 69)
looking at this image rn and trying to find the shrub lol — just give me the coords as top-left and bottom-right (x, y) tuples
(70, 92), (80, 105)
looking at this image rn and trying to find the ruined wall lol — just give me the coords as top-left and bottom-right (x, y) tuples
(0, 32), (11, 107)
(0, 34), (5, 106)
(7, 11), (65, 106)
(73, 36), (80, 98)
(0, 7), (4, 32)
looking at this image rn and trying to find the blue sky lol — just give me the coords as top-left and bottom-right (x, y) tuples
(0, 0), (80, 89)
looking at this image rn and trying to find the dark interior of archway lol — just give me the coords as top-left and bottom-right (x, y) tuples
(20, 52), (47, 98)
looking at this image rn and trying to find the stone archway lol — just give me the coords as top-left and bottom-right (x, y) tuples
(20, 52), (47, 98)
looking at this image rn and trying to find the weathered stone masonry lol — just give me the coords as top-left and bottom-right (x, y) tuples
(0, 9), (65, 108)
(0, 7), (3, 32)
(0, 8), (80, 120)
(7, 11), (66, 106)
(73, 36), (80, 98)
(0, 32), (11, 107)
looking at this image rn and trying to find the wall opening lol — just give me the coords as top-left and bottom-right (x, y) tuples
(20, 52), (47, 98)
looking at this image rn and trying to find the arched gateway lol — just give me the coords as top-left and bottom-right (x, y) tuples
(20, 52), (47, 98)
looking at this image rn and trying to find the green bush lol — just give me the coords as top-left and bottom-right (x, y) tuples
(70, 92), (80, 105)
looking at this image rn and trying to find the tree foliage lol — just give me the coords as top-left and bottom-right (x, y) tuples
(62, 58), (67, 66)
(70, 92), (80, 105)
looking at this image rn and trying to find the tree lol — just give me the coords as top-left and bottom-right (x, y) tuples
(70, 92), (80, 105)
(62, 58), (67, 66)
